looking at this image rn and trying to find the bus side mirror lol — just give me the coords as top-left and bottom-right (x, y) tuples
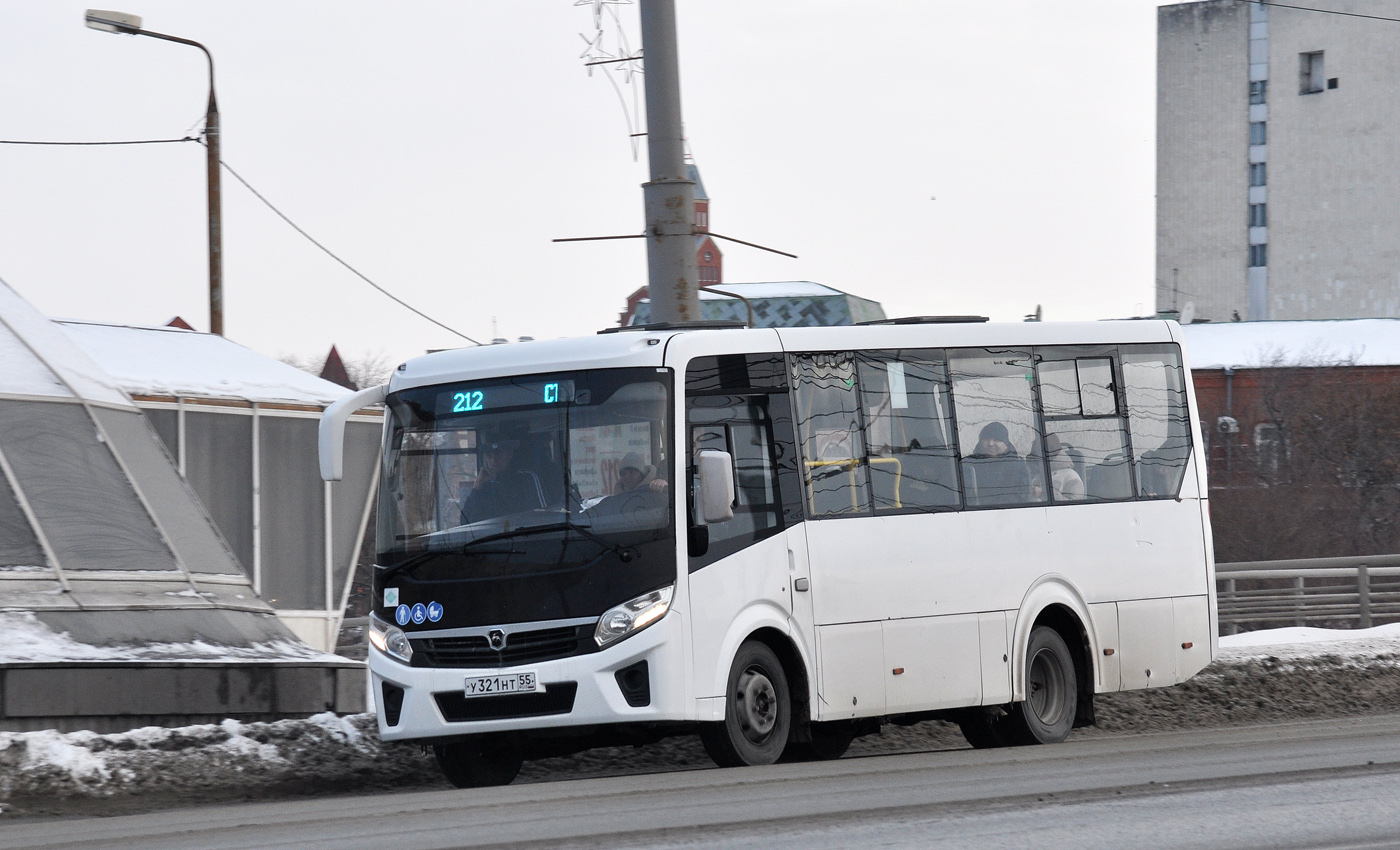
(319, 384), (388, 481)
(697, 449), (735, 523)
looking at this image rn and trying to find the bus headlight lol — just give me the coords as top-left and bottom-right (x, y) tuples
(369, 616), (413, 664)
(595, 585), (673, 648)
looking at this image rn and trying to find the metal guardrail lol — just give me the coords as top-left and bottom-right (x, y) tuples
(1216, 554), (1400, 633)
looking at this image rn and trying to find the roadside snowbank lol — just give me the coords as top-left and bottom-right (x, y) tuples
(2, 626), (1398, 816)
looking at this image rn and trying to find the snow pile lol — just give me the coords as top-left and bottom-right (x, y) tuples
(0, 612), (345, 664)
(1221, 623), (1400, 653)
(0, 713), (434, 806)
(1, 626), (1398, 814)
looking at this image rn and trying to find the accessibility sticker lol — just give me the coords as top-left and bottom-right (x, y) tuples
(411, 603), (428, 625)
(383, 587), (399, 607)
(427, 601), (443, 623)
(395, 604), (410, 626)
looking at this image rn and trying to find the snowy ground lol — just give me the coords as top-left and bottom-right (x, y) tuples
(2, 625), (1398, 818)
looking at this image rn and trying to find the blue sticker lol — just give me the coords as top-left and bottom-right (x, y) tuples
(395, 604), (410, 626)
(411, 603), (428, 625)
(427, 601), (444, 623)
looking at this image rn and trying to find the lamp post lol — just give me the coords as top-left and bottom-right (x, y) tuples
(86, 9), (224, 336)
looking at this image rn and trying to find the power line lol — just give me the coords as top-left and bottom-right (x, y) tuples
(1242, 1), (1400, 23)
(215, 155), (482, 346)
(0, 137), (197, 146)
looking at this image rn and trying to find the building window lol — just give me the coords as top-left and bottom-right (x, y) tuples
(1300, 51), (1325, 94)
(1250, 121), (1267, 145)
(1250, 203), (1267, 227)
(1249, 244), (1268, 267)
(1327, 77), (1339, 90)
(1250, 80), (1268, 104)
(703, 251), (713, 262)
(1250, 163), (1267, 186)
(1253, 422), (1287, 477)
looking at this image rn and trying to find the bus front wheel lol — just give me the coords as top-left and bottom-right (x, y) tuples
(1005, 626), (1078, 745)
(433, 741), (524, 787)
(700, 640), (792, 767)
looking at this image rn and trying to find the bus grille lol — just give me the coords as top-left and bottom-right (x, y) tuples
(434, 683), (578, 722)
(411, 625), (594, 668)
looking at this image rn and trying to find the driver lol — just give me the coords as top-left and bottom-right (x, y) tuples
(461, 436), (546, 522)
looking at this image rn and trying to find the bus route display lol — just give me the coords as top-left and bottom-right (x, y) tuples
(435, 379), (574, 417)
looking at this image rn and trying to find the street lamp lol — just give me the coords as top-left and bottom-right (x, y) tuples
(86, 9), (225, 336)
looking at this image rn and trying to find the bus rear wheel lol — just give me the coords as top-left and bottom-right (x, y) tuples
(700, 641), (791, 767)
(1005, 626), (1078, 745)
(433, 741), (524, 787)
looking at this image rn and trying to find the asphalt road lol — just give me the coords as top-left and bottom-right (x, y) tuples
(5, 715), (1400, 850)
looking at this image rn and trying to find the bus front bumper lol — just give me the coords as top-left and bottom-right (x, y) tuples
(368, 614), (687, 743)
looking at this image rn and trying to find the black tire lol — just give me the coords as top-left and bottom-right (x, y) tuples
(433, 741), (524, 788)
(700, 641), (791, 767)
(782, 724), (854, 762)
(956, 708), (1015, 749)
(1004, 626), (1078, 745)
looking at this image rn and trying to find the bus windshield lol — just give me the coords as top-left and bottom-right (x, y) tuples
(379, 367), (674, 565)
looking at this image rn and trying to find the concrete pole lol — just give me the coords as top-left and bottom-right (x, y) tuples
(638, 0), (699, 324)
(204, 84), (223, 336)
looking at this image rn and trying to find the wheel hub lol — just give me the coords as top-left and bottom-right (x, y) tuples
(736, 669), (778, 738)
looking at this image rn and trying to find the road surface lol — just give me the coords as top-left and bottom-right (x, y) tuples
(4, 714), (1400, 850)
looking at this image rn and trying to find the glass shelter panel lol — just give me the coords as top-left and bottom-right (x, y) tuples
(95, 407), (244, 575)
(791, 353), (869, 517)
(0, 400), (178, 571)
(856, 352), (960, 512)
(0, 473), (45, 567)
(185, 411), (254, 573)
(949, 350), (1045, 507)
(331, 420), (380, 606)
(259, 415), (325, 609)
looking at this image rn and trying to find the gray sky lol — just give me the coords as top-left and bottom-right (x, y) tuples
(1, 1), (1168, 370)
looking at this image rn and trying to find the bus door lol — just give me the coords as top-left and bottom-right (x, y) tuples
(684, 354), (810, 702)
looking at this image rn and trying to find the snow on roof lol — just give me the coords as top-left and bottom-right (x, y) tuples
(57, 320), (352, 406)
(697, 281), (852, 299)
(1180, 319), (1400, 370)
(0, 278), (133, 407)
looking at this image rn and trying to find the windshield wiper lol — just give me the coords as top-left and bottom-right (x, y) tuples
(378, 521), (636, 583)
(378, 549), (450, 583)
(461, 521), (638, 562)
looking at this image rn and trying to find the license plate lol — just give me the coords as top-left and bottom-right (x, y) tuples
(463, 672), (540, 698)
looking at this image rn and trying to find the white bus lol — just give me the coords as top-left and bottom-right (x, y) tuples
(320, 318), (1215, 786)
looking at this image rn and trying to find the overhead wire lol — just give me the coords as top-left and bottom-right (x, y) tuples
(0, 137), (196, 145)
(1240, 1), (1400, 23)
(1, 132), (481, 344)
(214, 153), (482, 345)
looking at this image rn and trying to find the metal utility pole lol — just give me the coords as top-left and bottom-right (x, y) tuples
(86, 10), (224, 336)
(638, 0), (699, 324)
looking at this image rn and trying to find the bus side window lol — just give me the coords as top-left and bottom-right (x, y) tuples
(686, 396), (786, 568)
(856, 352), (960, 512)
(1035, 353), (1134, 503)
(791, 353), (870, 517)
(1121, 344), (1193, 499)
(948, 349), (1046, 508)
